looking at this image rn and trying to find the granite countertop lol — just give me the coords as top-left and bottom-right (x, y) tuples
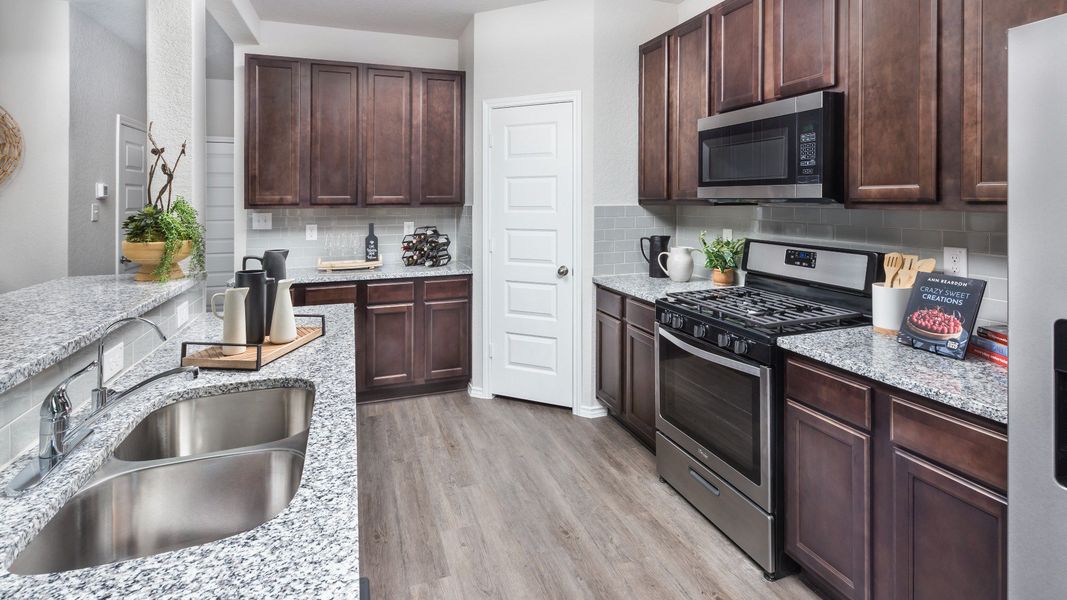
(0, 275), (200, 396)
(593, 273), (729, 304)
(238, 262), (473, 286)
(0, 304), (358, 598)
(778, 327), (1008, 424)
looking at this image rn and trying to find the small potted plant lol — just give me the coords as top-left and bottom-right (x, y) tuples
(121, 123), (205, 282)
(698, 231), (745, 285)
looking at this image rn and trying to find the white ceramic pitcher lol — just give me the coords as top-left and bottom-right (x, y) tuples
(658, 247), (699, 282)
(269, 279), (298, 344)
(211, 287), (250, 356)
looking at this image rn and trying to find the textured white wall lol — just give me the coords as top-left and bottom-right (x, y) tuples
(68, 5), (147, 277)
(0, 0), (70, 293)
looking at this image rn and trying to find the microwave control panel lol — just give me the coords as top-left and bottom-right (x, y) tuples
(796, 110), (823, 184)
(785, 249), (817, 269)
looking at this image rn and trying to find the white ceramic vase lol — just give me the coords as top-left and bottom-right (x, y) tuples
(657, 247), (699, 282)
(269, 279), (298, 344)
(211, 287), (250, 356)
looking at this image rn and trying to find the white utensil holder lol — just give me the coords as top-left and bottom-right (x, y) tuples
(872, 283), (912, 334)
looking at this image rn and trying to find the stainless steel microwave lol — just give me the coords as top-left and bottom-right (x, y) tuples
(697, 91), (843, 204)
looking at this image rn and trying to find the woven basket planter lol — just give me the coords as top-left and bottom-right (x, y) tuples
(0, 106), (23, 187)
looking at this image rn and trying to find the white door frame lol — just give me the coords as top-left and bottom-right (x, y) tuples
(115, 114), (148, 274)
(481, 91), (584, 415)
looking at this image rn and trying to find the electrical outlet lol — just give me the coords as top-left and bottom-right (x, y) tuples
(944, 247), (968, 277)
(102, 342), (124, 382)
(722, 228), (733, 241)
(403, 222), (415, 235)
(252, 213), (272, 230)
(90, 203), (99, 222)
(176, 300), (189, 326)
(306, 224), (318, 241)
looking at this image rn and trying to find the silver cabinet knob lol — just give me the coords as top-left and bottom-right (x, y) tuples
(557, 265), (570, 277)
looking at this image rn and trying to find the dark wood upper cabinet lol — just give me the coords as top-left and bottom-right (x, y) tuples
(309, 63), (360, 206)
(713, 0), (764, 113)
(364, 68), (413, 205)
(246, 56), (305, 207)
(770, 0), (838, 99)
(623, 323), (656, 447)
(847, 0), (938, 203)
(962, 0), (1067, 203)
(669, 14), (712, 200)
(892, 450), (1007, 600)
(785, 400), (871, 600)
(595, 310), (624, 415)
(414, 71), (464, 205)
(639, 35), (670, 202)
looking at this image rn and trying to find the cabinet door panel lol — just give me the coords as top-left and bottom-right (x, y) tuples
(424, 299), (471, 381)
(714, 0), (763, 113)
(364, 68), (412, 205)
(771, 0), (837, 98)
(639, 35), (670, 201)
(785, 400), (870, 600)
(596, 311), (624, 414)
(962, 0), (1067, 202)
(892, 450), (1006, 600)
(670, 14), (712, 200)
(623, 324), (656, 447)
(848, 0), (938, 203)
(246, 56), (305, 207)
(365, 303), (416, 387)
(310, 63), (360, 205)
(414, 71), (464, 205)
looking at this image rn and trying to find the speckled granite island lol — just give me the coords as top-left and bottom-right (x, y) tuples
(0, 304), (359, 598)
(778, 326), (1008, 424)
(592, 273), (728, 304)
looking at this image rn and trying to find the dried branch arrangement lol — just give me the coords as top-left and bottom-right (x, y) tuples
(146, 121), (187, 211)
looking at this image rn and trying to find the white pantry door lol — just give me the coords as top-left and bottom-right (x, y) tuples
(488, 101), (576, 407)
(116, 116), (148, 274)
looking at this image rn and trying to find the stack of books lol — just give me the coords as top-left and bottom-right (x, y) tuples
(968, 325), (1008, 367)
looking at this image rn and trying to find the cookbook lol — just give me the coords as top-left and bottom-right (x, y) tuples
(896, 273), (987, 360)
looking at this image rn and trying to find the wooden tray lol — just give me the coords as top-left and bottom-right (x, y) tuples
(317, 257), (383, 272)
(180, 315), (326, 371)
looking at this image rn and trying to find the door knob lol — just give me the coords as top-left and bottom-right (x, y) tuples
(557, 265), (570, 277)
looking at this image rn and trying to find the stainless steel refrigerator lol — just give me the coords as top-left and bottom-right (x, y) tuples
(1008, 12), (1067, 599)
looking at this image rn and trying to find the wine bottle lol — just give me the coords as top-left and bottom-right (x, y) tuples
(365, 223), (379, 262)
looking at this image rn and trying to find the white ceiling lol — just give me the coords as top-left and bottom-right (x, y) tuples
(249, 0), (554, 39)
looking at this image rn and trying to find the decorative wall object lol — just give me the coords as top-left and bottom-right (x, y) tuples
(0, 105), (24, 187)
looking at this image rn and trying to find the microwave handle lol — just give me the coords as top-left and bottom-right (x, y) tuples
(658, 328), (762, 377)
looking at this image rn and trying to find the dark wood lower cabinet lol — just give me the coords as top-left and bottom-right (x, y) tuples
(892, 450), (1007, 600)
(595, 311), (624, 414)
(595, 286), (656, 449)
(295, 276), (471, 402)
(623, 324), (656, 446)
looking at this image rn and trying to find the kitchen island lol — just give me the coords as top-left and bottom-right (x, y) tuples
(0, 303), (359, 598)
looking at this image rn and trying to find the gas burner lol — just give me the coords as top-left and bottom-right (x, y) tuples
(665, 287), (862, 331)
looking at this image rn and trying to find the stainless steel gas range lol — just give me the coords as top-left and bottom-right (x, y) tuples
(654, 239), (880, 579)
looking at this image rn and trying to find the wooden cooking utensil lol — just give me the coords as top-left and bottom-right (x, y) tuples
(902, 254), (919, 272)
(884, 252), (904, 288)
(895, 270), (919, 289)
(915, 258), (936, 273)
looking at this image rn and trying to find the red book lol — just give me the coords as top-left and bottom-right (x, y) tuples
(968, 345), (1008, 367)
(977, 325), (1009, 346)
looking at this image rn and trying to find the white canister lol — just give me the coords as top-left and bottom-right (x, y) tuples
(657, 247), (699, 282)
(872, 283), (913, 334)
(269, 279), (298, 344)
(211, 287), (250, 355)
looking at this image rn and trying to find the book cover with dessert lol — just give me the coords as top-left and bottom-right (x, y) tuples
(897, 273), (987, 360)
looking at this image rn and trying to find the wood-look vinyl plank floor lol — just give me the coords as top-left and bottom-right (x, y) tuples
(358, 393), (821, 600)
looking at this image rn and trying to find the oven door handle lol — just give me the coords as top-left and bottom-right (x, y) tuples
(658, 329), (762, 377)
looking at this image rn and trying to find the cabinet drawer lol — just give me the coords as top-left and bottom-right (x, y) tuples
(890, 397), (1007, 492)
(424, 277), (470, 301)
(596, 287), (624, 319)
(786, 359), (873, 430)
(366, 281), (415, 304)
(625, 298), (656, 334)
(302, 284), (357, 306)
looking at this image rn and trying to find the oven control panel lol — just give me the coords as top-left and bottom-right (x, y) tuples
(785, 248), (817, 269)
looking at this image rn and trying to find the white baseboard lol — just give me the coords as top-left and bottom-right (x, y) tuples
(573, 403), (608, 419)
(467, 384), (493, 399)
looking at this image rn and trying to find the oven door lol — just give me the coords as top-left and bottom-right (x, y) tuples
(655, 327), (773, 511)
(698, 113), (798, 199)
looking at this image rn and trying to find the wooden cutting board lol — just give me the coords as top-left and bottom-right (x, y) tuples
(181, 326), (323, 370)
(317, 257), (384, 272)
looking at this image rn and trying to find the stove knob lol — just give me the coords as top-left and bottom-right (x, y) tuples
(717, 333), (733, 348)
(693, 324), (707, 338)
(672, 315), (686, 330)
(659, 312), (673, 325)
(732, 339), (750, 355)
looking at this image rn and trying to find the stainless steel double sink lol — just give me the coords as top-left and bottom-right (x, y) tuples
(8, 386), (315, 575)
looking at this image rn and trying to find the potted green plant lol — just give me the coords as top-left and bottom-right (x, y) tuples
(121, 123), (205, 282)
(698, 231), (745, 285)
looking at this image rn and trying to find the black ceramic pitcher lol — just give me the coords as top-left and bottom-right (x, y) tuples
(244, 249), (288, 333)
(640, 235), (671, 278)
(234, 269), (267, 344)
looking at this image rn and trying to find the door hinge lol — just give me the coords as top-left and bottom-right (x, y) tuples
(488, 343), (494, 359)
(489, 132), (494, 149)
(488, 238), (495, 254)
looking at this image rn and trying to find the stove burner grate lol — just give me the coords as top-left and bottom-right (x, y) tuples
(665, 287), (862, 330)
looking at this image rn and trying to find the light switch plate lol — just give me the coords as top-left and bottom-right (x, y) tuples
(102, 342), (124, 382)
(306, 224), (318, 241)
(722, 228), (733, 241)
(252, 213), (272, 230)
(944, 247), (968, 277)
(403, 222), (415, 235)
(90, 203), (100, 222)
(176, 300), (189, 326)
